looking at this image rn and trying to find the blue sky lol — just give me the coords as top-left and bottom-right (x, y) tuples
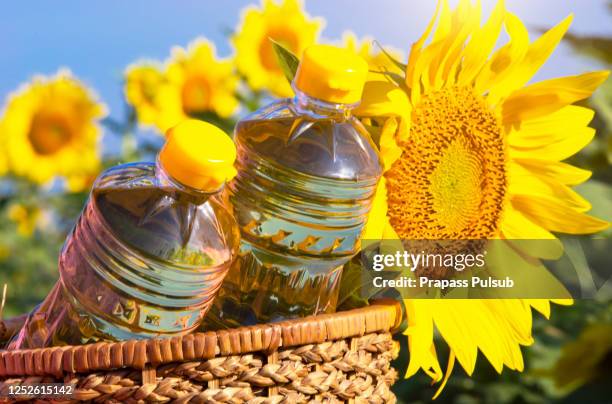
(1, 0), (611, 132)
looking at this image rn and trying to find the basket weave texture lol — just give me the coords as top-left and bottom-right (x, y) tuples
(0, 302), (401, 403)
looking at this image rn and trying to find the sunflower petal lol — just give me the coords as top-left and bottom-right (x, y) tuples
(513, 158), (592, 185)
(411, 1), (454, 100)
(527, 299), (551, 318)
(356, 80), (411, 119)
(432, 0), (452, 43)
(457, 0), (505, 86)
(507, 105), (595, 141)
(488, 14), (573, 104)
(433, 351), (456, 399)
(502, 206), (556, 239)
(416, 40), (448, 96)
(379, 118), (403, 170)
(508, 126), (595, 161)
(406, 0), (442, 90)
(430, 301), (479, 375)
(512, 195), (610, 234)
(435, 0), (480, 89)
(502, 71), (610, 124)
(475, 12), (529, 97)
(362, 178), (389, 240)
(552, 298), (574, 306)
(495, 299), (534, 346)
(508, 162), (592, 211)
(382, 220), (401, 240)
(403, 300), (443, 381)
(501, 206), (564, 259)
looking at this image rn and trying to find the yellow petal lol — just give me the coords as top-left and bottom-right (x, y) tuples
(379, 118), (403, 170)
(501, 206), (564, 260)
(362, 178), (388, 240)
(406, 0), (442, 91)
(502, 206), (556, 239)
(382, 219), (401, 240)
(475, 12), (529, 97)
(428, 0), (466, 86)
(433, 351), (456, 400)
(503, 71), (610, 124)
(403, 299), (443, 381)
(508, 126), (595, 161)
(434, 0), (480, 89)
(415, 40), (447, 97)
(483, 300), (530, 368)
(488, 15), (573, 104)
(512, 158), (591, 185)
(430, 301), (479, 375)
(410, 0), (451, 101)
(426, 0), (474, 90)
(356, 80), (411, 120)
(432, 0), (452, 43)
(395, 113), (410, 143)
(507, 105), (595, 144)
(527, 299), (551, 318)
(457, 0), (505, 86)
(508, 162), (591, 211)
(512, 194), (610, 234)
(494, 299), (534, 346)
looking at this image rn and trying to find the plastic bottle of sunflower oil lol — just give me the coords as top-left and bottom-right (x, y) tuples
(9, 120), (240, 349)
(208, 45), (382, 328)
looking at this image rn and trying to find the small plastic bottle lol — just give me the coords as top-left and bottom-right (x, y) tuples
(10, 120), (239, 348)
(209, 45), (383, 327)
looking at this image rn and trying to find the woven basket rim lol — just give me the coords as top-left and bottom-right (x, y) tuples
(0, 300), (401, 378)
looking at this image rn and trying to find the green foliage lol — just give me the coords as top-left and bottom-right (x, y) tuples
(271, 39), (300, 83)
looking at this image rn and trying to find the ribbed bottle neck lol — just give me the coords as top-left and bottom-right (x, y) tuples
(291, 88), (359, 120)
(155, 157), (219, 203)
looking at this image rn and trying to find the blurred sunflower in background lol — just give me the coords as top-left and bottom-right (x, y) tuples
(156, 39), (239, 132)
(233, 0), (322, 97)
(358, 0), (609, 397)
(124, 63), (165, 128)
(551, 323), (612, 392)
(341, 31), (405, 78)
(124, 40), (238, 133)
(0, 70), (105, 192)
(7, 203), (44, 237)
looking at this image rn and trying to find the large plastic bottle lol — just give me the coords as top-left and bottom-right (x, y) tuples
(10, 120), (239, 349)
(208, 45), (383, 328)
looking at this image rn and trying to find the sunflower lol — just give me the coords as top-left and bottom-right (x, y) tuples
(341, 31), (405, 79)
(234, 0), (323, 97)
(154, 39), (238, 132)
(357, 0), (609, 397)
(124, 62), (165, 127)
(7, 203), (43, 237)
(0, 70), (105, 192)
(551, 323), (612, 392)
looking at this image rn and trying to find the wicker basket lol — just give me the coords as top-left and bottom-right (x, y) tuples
(0, 301), (401, 403)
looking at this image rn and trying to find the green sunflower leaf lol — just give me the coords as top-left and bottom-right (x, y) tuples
(271, 38), (300, 84)
(374, 40), (407, 72)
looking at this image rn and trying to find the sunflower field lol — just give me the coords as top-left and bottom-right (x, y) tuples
(1, 0), (611, 402)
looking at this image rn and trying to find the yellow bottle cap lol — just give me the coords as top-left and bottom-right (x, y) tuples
(293, 44), (369, 105)
(160, 119), (237, 192)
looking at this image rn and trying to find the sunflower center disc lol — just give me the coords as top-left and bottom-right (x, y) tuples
(28, 111), (74, 155)
(385, 86), (507, 239)
(259, 29), (299, 72)
(181, 75), (213, 115)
